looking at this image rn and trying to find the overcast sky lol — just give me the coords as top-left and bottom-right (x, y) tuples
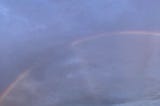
(1, 0), (160, 106)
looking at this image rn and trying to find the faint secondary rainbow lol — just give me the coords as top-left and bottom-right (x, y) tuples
(71, 30), (160, 47)
(118, 31), (160, 36)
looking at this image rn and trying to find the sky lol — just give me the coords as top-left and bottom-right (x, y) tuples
(1, 0), (160, 106)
